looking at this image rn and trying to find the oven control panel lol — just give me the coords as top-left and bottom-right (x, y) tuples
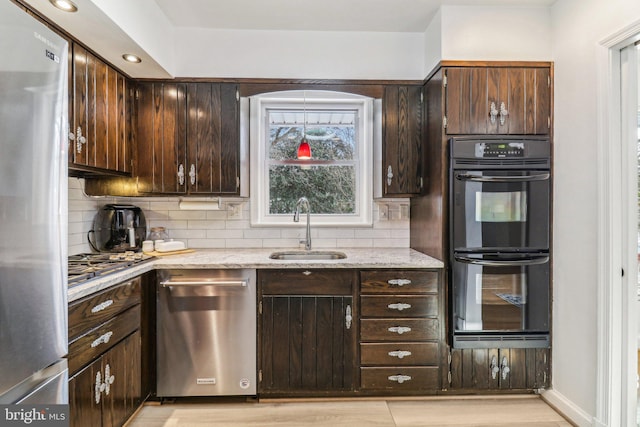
(475, 142), (525, 158)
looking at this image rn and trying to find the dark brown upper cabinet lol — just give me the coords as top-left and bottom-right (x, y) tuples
(69, 43), (132, 176)
(382, 85), (423, 197)
(443, 66), (551, 135)
(136, 82), (240, 195)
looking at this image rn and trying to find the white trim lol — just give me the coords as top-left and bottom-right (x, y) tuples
(596, 19), (640, 427)
(541, 389), (593, 427)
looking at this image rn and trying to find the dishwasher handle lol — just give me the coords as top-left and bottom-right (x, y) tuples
(160, 279), (248, 288)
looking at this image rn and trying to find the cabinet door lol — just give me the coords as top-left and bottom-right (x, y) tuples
(186, 83), (239, 195)
(136, 82), (187, 194)
(383, 85), (422, 196)
(444, 67), (488, 135)
(70, 44), (132, 173)
(260, 295), (355, 394)
(445, 66), (551, 135)
(101, 331), (142, 427)
(69, 358), (102, 427)
(449, 347), (549, 390)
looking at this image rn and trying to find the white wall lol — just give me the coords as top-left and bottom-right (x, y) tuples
(172, 28), (424, 80)
(549, 0), (640, 423)
(68, 179), (410, 256)
(423, 5), (552, 76)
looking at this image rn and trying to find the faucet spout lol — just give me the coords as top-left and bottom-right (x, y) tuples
(293, 197), (312, 251)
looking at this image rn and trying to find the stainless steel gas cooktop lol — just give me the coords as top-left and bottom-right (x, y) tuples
(68, 252), (153, 287)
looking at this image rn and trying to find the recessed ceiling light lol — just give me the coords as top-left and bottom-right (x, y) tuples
(49, 0), (78, 12)
(122, 54), (142, 64)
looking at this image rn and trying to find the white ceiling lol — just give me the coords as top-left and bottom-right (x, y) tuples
(153, 0), (556, 33)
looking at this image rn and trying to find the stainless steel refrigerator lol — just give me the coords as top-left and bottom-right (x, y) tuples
(0, 0), (69, 404)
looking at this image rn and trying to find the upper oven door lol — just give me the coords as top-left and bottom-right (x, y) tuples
(451, 169), (550, 251)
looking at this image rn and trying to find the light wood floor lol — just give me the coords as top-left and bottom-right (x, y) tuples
(126, 395), (573, 427)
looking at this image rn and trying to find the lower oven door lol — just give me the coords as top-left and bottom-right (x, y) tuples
(451, 252), (549, 349)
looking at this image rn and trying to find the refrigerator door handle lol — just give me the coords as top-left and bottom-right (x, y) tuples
(454, 254), (549, 267)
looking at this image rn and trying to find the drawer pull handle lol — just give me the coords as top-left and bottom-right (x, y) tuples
(388, 374), (412, 384)
(388, 350), (412, 359)
(91, 299), (114, 313)
(388, 278), (411, 287)
(91, 331), (113, 348)
(388, 302), (411, 311)
(388, 326), (412, 335)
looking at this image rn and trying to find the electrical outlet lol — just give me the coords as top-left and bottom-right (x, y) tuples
(378, 204), (389, 221)
(227, 203), (242, 219)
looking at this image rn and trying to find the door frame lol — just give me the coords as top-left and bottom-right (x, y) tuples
(595, 21), (640, 427)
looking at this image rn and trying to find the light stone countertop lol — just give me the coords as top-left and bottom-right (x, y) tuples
(68, 248), (443, 302)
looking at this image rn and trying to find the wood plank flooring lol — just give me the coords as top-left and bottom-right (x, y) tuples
(126, 395), (573, 427)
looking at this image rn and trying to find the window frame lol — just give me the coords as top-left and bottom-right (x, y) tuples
(249, 90), (373, 227)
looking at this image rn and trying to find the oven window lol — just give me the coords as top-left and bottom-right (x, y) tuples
(475, 191), (527, 222)
(477, 271), (526, 330)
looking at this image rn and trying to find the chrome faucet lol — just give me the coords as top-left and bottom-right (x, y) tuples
(293, 197), (312, 251)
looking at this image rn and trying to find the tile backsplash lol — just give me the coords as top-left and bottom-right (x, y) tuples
(68, 178), (409, 255)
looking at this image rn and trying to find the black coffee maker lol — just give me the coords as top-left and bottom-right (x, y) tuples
(89, 204), (147, 252)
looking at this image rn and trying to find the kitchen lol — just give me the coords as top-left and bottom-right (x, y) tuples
(0, 0), (637, 426)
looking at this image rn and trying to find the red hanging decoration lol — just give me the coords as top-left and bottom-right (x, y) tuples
(297, 138), (311, 159)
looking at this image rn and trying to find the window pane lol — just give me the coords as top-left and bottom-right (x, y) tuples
(269, 165), (356, 214)
(268, 109), (356, 161)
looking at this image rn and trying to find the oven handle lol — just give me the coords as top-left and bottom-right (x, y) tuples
(160, 280), (248, 288)
(455, 172), (550, 182)
(454, 254), (549, 266)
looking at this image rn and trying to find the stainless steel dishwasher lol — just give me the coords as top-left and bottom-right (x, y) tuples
(156, 269), (256, 397)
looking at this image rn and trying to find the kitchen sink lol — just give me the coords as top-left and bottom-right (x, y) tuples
(269, 250), (347, 260)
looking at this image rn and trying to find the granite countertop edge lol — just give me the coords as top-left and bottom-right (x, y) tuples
(68, 248), (444, 302)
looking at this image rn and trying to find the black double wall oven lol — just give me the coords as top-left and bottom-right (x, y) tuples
(449, 136), (550, 349)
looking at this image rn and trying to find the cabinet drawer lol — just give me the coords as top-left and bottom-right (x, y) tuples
(360, 343), (438, 366)
(68, 304), (140, 375)
(361, 295), (437, 318)
(68, 278), (141, 341)
(360, 318), (439, 341)
(360, 367), (439, 390)
(260, 269), (354, 295)
(360, 270), (438, 294)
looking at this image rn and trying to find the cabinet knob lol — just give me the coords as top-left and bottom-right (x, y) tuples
(500, 356), (511, 380)
(388, 350), (412, 359)
(91, 299), (113, 314)
(74, 126), (86, 154)
(189, 164), (196, 185)
(388, 374), (412, 384)
(489, 102), (499, 124)
(104, 363), (115, 395)
(386, 165), (393, 186)
(490, 356), (500, 380)
(387, 278), (411, 287)
(94, 371), (105, 404)
(345, 304), (352, 330)
(90, 331), (113, 348)
(178, 164), (185, 186)
(387, 302), (412, 311)
(499, 102), (509, 125)
(388, 326), (411, 335)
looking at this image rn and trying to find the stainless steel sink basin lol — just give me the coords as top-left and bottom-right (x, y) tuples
(269, 251), (347, 260)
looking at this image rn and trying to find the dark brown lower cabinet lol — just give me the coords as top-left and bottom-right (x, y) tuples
(448, 347), (549, 391)
(258, 270), (357, 396)
(69, 331), (141, 427)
